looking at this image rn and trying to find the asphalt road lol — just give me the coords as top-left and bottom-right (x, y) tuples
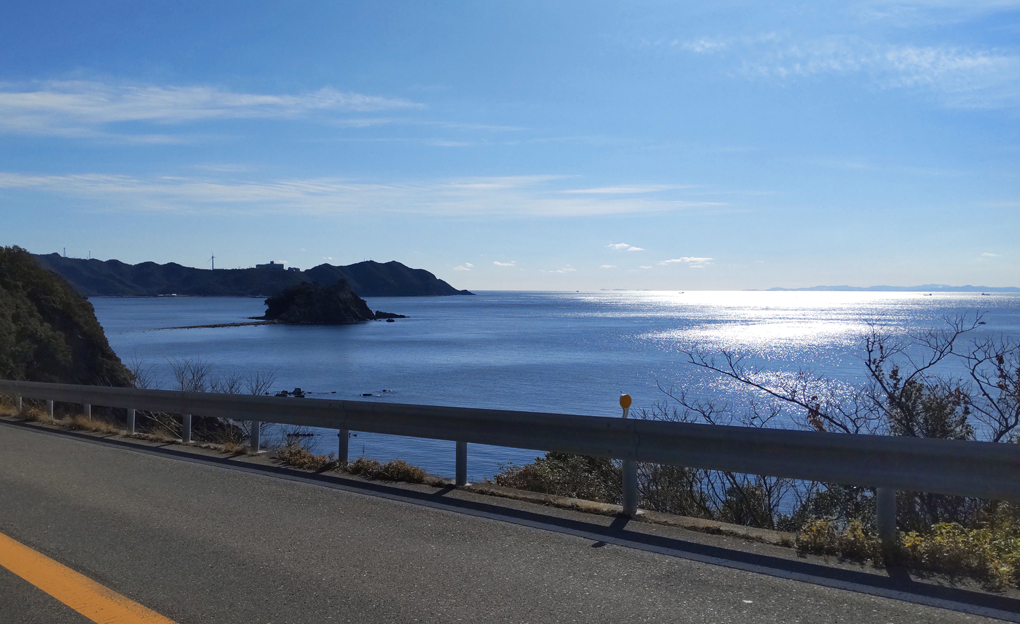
(0, 422), (1014, 624)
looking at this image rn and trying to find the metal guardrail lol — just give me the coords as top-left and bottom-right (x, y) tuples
(3, 379), (1020, 544)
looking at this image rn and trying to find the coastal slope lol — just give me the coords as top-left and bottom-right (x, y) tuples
(0, 247), (133, 385)
(32, 254), (473, 297)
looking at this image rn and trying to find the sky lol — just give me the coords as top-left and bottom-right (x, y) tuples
(1, 1), (1018, 290)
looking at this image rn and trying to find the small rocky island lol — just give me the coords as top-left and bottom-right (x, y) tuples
(262, 280), (406, 325)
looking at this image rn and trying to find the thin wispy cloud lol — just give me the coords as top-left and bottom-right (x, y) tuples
(541, 265), (577, 273)
(600, 264), (616, 269)
(560, 185), (687, 195)
(674, 34), (1020, 109)
(0, 171), (724, 217)
(661, 256), (713, 268)
(858, 0), (1020, 26)
(679, 38), (730, 54)
(607, 243), (645, 252)
(331, 118), (524, 132)
(982, 252), (1001, 257)
(493, 260), (516, 266)
(453, 263), (474, 271)
(0, 80), (421, 138)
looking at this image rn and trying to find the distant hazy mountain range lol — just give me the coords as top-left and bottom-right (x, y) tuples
(33, 254), (473, 297)
(767, 285), (1019, 293)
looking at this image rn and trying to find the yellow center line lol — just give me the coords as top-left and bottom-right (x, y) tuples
(0, 530), (178, 624)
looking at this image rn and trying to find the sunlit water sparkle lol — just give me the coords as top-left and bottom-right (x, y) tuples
(92, 291), (1020, 480)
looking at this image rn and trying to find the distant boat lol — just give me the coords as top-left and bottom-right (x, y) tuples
(981, 293), (991, 296)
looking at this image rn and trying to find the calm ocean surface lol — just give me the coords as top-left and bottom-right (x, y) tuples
(91, 291), (1020, 481)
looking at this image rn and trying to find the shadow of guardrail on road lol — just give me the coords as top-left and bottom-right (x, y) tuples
(1, 418), (1017, 623)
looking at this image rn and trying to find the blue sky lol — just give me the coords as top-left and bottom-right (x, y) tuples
(1, 1), (1017, 290)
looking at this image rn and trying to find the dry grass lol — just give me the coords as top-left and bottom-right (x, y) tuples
(129, 430), (178, 444)
(0, 397), (20, 418)
(20, 407), (52, 424)
(345, 458), (430, 484)
(220, 440), (252, 455)
(62, 415), (122, 435)
(273, 447), (435, 485)
(276, 444), (339, 471)
(3, 403), (442, 487)
(0, 397), (57, 424)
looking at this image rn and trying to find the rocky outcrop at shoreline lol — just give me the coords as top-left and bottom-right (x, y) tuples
(262, 280), (406, 325)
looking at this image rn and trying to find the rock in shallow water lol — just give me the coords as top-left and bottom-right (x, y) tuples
(262, 280), (379, 325)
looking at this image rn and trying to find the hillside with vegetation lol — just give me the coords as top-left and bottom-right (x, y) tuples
(32, 254), (472, 298)
(0, 247), (133, 386)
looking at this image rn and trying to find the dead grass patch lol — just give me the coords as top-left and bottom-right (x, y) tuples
(127, 430), (180, 444)
(62, 415), (121, 435)
(345, 458), (429, 484)
(276, 444), (339, 471)
(19, 407), (52, 424)
(273, 448), (436, 485)
(220, 440), (251, 455)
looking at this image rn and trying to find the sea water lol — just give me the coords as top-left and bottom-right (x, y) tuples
(91, 291), (1020, 481)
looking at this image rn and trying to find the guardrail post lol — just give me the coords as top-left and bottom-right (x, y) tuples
(15, 395), (22, 414)
(47, 400), (54, 419)
(619, 394), (638, 516)
(182, 414), (192, 443)
(622, 459), (638, 516)
(250, 421), (261, 452)
(84, 404), (91, 420)
(455, 441), (467, 486)
(338, 429), (349, 464)
(127, 409), (136, 435)
(877, 488), (897, 549)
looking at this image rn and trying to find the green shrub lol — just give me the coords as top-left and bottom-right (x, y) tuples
(494, 452), (621, 503)
(900, 521), (1020, 589)
(796, 508), (1020, 590)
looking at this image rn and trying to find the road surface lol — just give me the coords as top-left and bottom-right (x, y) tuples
(0, 421), (1014, 623)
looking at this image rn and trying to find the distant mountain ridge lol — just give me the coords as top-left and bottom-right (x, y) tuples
(33, 254), (473, 297)
(767, 284), (1019, 293)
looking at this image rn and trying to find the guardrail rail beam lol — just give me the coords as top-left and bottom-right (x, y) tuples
(2, 380), (1020, 506)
